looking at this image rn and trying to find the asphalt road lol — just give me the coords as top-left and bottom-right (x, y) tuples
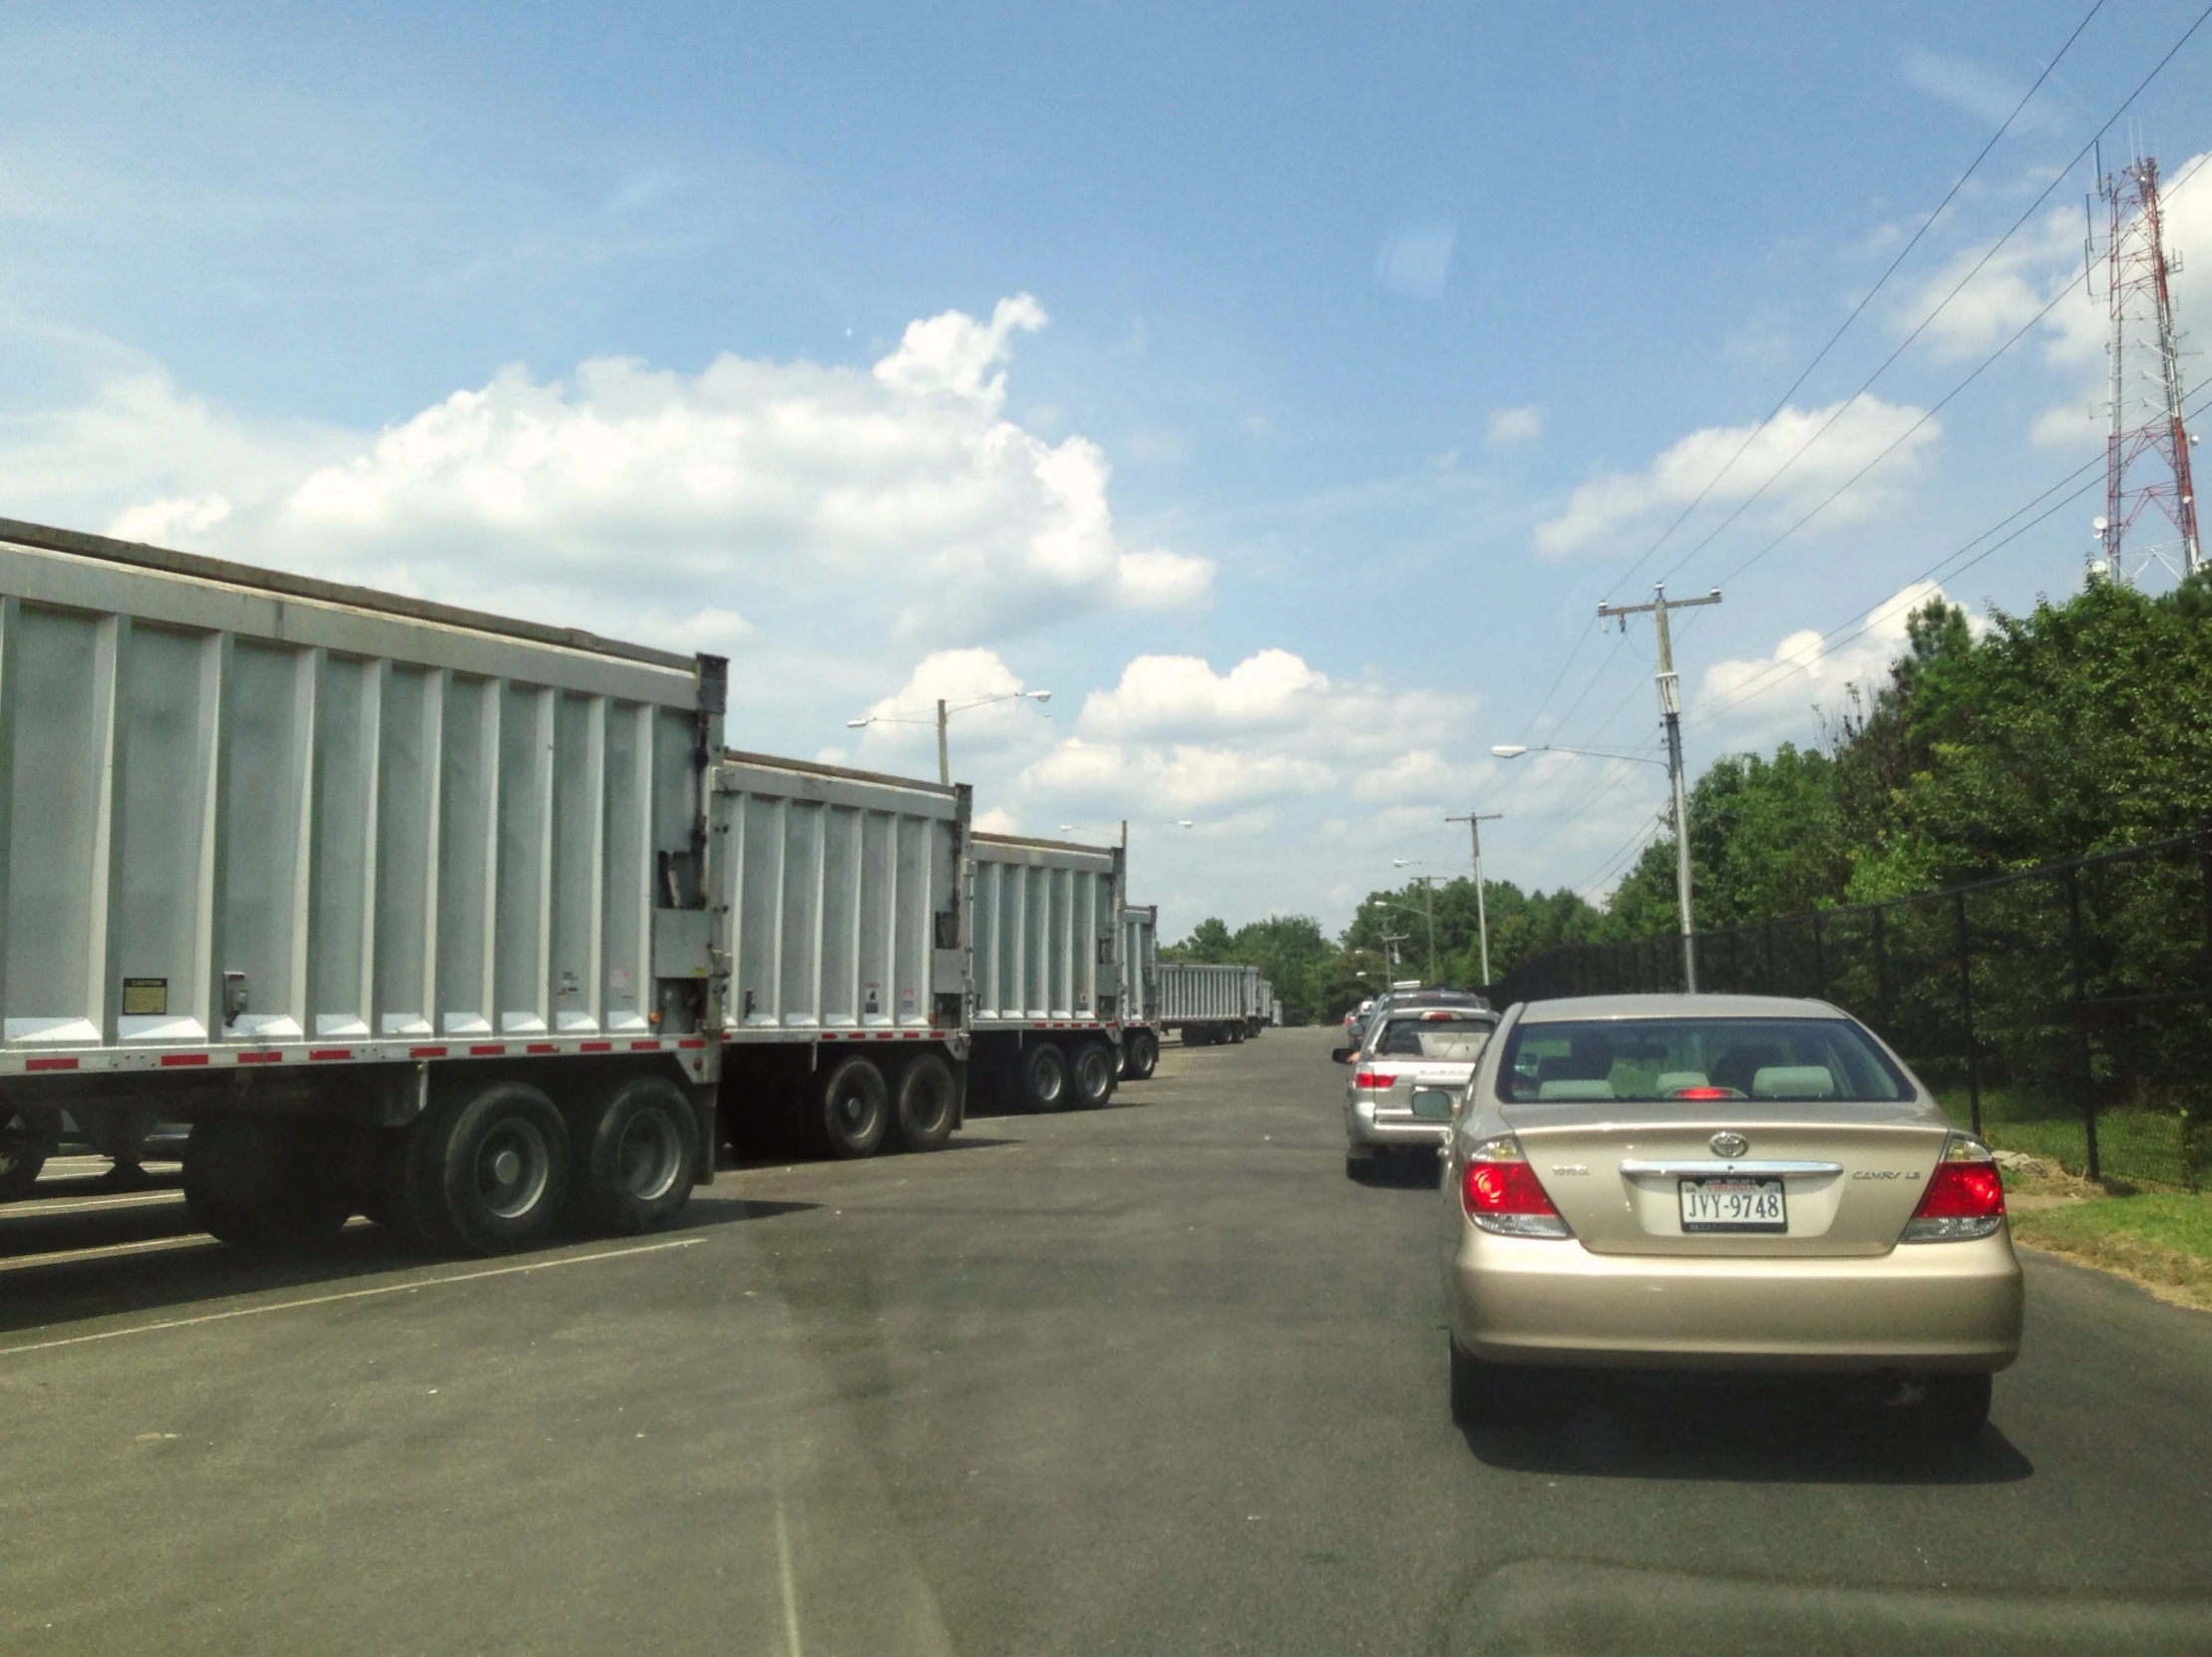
(3, 1031), (2210, 1655)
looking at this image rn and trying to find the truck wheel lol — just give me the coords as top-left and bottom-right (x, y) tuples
(1227, 1024), (1246, 1044)
(1020, 1041), (1070, 1112)
(183, 1116), (352, 1248)
(1070, 1039), (1116, 1107)
(1124, 1032), (1159, 1081)
(816, 1056), (890, 1158)
(408, 1081), (571, 1255)
(892, 1053), (958, 1152)
(570, 1075), (699, 1234)
(0, 1110), (56, 1201)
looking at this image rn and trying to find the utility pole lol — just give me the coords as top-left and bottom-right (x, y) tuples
(1380, 930), (1409, 975)
(935, 699), (949, 786)
(1420, 877), (1435, 985)
(1598, 584), (1720, 992)
(1445, 811), (1502, 985)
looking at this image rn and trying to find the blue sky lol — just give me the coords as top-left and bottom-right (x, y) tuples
(4, 1), (2209, 938)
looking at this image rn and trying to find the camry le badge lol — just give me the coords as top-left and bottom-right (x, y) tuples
(1709, 1131), (1749, 1159)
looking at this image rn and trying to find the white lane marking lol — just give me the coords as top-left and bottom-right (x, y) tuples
(774, 1482), (805, 1657)
(0, 1236), (703, 1358)
(0, 1234), (218, 1273)
(11, 1190), (184, 1218)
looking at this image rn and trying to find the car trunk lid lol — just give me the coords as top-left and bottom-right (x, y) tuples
(1503, 1102), (1950, 1257)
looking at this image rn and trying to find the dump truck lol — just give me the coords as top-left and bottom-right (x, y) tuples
(1158, 962), (1254, 1046)
(0, 516), (724, 1253)
(966, 832), (1124, 1110)
(711, 750), (970, 1158)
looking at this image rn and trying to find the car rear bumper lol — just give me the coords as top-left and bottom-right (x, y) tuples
(1346, 1101), (1449, 1151)
(1442, 1224), (2023, 1373)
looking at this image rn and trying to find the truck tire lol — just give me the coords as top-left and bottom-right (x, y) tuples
(0, 1110), (55, 1202)
(183, 1116), (352, 1248)
(1020, 1041), (1070, 1112)
(1227, 1023), (1246, 1044)
(569, 1074), (699, 1234)
(407, 1081), (571, 1255)
(816, 1056), (891, 1158)
(1070, 1038), (1116, 1107)
(891, 1053), (957, 1152)
(1124, 1032), (1159, 1081)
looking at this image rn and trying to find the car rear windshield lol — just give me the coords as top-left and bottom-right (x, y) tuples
(1370, 1011), (1497, 1061)
(1495, 1017), (1912, 1103)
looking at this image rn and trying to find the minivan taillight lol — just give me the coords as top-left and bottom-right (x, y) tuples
(1461, 1137), (1572, 1239)
(1902, 1135), (2007, 1242)
(1353, 1070), (1391, 1090)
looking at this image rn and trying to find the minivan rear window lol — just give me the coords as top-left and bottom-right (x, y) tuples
(1371, 1011), (1496, 1060)
(1495, 1017), (1912, 1103)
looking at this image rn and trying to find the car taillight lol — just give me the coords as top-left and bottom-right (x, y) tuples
(1901, 1135), (2007, 1242)
(1353, 1070), (1391, 1089)
(1460, 1137), (1572, 1239)
(1669, 1085), (1735, 1099)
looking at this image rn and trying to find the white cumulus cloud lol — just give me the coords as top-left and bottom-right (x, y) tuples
(1485, 405), (1546, 448)
(1532, 395), (1940, 560)
(0, 295), (1213, 655)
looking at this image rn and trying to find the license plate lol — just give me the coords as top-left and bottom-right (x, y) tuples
(1678, 1176), (1786, 1232)
(1410, 1087), (1454, 1121)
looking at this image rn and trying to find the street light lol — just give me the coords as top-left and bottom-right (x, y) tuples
(1379, 872), (1437, 985)
(1494, 738), (1693, 988)
(1490, 742), (1664, 766)
(848, 689), (1052, 785)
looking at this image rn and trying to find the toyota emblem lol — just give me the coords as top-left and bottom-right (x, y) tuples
(1709, 1131), (1749, 1159)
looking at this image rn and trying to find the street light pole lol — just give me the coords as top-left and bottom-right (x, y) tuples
(1597, 584), (1720, 992)
(1445, 811), (1502, 984)
(936, 698), (949, 787)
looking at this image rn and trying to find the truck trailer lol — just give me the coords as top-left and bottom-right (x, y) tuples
(966, 832), (1124, 1111)
(1158, 961), (1252, 1046)
(712, 750), (969, 1159)
(0, 516), (724, 1253)
(1115, 903), (1159, 1080)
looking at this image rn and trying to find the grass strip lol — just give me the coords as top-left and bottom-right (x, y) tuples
(2008, 1191), (2212, 1314)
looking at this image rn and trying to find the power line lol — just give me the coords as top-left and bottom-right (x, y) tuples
(1600, 0), (2111, 604)
(1656, 0), (2212, 592)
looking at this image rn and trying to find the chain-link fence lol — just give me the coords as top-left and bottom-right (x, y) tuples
(1489, 827), (2212, 1189)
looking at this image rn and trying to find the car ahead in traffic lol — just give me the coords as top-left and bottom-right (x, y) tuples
(1346, 985), (1489, 1050)
(1335, 1004), (1499, 1181)
(1439, 994), (2022, 1442)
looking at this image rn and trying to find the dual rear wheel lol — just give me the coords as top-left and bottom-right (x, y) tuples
(809, 1052), (960, 1158)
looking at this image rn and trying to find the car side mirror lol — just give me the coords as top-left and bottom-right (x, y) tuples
(1330, 1046), (1354, 1064)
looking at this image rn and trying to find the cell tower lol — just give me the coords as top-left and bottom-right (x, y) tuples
(2089, 152), (2200, 584)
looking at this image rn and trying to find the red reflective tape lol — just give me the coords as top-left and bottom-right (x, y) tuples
(678, 1037), (706, 1049)
(629, 1039), (661, 1050)
(580, 1041), (612, 1053)
(308, 1048), (351, 1061)
(26, 1056), (80, 1071)
(876, 1033), (893, 1040)
(1034, 1022), (1048, 1029)
(903, 1032), (920, 1039)
(526, 1042), (557, 1054)
(470, 1044), (507, 1056)
(161, 1052), (210, 1067)
(235, 1051), (281, 1064)
(411, 1045), (448, 1058)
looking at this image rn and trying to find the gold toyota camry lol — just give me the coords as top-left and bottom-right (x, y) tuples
(1438, 994), (2023, 1440)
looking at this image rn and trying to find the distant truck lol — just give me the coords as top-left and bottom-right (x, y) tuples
(1159, 962), (1258, 1046)
(966, 832), (1125, 1112)
(1116, 904), (1160, 1080)
(0, 516), (726, 1253)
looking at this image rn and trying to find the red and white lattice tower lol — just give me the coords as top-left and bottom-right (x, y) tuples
(2092, 154), (2200, 584)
